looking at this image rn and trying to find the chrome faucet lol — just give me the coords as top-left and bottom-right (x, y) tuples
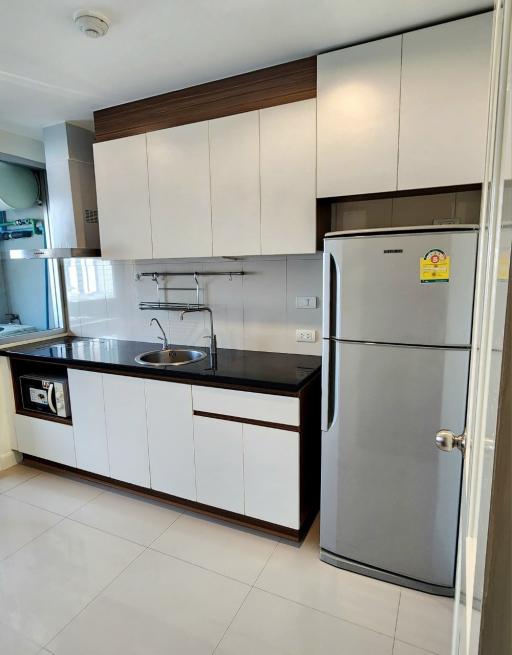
(150, 317), (169, 350)
(180, 306), (217, 368)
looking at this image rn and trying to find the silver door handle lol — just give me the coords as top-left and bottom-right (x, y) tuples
(435, 429), (466, 455)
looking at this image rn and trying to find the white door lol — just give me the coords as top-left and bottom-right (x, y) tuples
(68, 369), (109, 476)
(243, 424), (300, 529)
(147, 121), (212, 258)
(93, 133), (152, 260)
(317, 35), (402, 197)
(102, 374), (150, 487)
(260, 99), (317, 254)
(448, 6), (511, 653)
(209, 111), (261, 256)
(193, 415), (244, 513)
(145, 379), (196, 500)
(399, 13), (492, 190)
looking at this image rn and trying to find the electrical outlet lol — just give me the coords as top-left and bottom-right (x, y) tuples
(296, 328), (316, 343)
(295, 296), (318, 309)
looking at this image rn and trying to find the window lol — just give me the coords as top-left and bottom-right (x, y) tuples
(0, 166), (65, 344)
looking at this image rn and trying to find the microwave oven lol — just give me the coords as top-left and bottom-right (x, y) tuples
(19, 374), (71, 418)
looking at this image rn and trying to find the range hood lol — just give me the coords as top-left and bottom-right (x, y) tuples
(7, 122), (101, 259)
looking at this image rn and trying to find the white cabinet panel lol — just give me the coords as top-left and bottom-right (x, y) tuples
(317, 36), (402, 197)
(93, 134), (152, 260)
(260, 99), (317, 254)
(147, 122), (212, 258)
(68, 369), (109, 476)
(209, 111), (261, 256)
(398, 13), (492, 189)
(145, 379), (196, 500)
(192, 385), (299, 426)
(193, 416), (244, 513)
(102, 374), (150, 487)
(14, 415), (76, 467)
(243, 424), (299, 529)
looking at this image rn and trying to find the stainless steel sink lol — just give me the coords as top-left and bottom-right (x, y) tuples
(135, 348), (207, 367)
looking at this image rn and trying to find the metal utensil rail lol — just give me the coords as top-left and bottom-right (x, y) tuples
(136, 270), (245, 312)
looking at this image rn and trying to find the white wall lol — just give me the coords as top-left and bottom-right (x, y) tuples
(0, 129), (45, 165)
(64, 254), (323, 356)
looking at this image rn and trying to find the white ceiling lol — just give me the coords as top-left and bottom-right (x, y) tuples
(0, 0), (491, 139)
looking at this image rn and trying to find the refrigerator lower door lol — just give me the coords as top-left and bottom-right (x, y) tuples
(320, 340), (469, 593)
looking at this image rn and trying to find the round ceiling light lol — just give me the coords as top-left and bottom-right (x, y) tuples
(73, 9), (110, 38)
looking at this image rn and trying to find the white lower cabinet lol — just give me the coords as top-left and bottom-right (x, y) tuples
(243, 424), (300, 529)
(14, 414), (76, 467)
(193, 415), (244, 514)
(102, 374), (150, 488)
(68, 369), (109, 476)
(145, 379), (196, 500)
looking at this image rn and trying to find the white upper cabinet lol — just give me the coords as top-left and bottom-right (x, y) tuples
(260, 99), (317, 254)
(147, 122), (213, 258)
(145, 379), (196, 501)
(317, 35), (402, 197)
(209, 111), (261, 256)
(93, 134), (152, 260)
(398, 13), (492, 190)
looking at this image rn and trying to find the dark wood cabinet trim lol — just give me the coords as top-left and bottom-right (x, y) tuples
(21, 455), (316, 541)
(94, 56), (316, 142)
(193, 410), (299, 432)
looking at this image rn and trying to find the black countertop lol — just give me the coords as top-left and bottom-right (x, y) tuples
(0, 337), (321, 394)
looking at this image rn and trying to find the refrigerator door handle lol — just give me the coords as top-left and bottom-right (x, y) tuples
(321, 338), (331, 432)
(322, 251), (332, 340)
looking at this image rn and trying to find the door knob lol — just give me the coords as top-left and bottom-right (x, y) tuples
(435, 429), (466, 455)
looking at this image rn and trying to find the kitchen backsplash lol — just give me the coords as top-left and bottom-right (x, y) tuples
(64, 254), (323, 356)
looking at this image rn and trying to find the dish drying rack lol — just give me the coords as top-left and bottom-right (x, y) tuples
(136, 270), (245, 312)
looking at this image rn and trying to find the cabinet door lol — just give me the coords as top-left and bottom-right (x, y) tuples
(243, 425), (299, 529)
(193, 415), (244, 513)
(260, 99), (317, 255)
(398, 14), (492, 190)
(209, 111), (261, 256)
(317, 36), (402, 197)
(102, 374), (150, 487)
(68, 369), (109, 476)
(147, 122), (212, 258)
(93, 134), (152, 260)
(14, 415), (76, 467)
(145, 379), (196, 500)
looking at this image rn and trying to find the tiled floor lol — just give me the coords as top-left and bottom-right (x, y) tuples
(0, 464), (454, 655)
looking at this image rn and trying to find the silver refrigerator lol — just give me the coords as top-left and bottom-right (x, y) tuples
(320, 225), (478, 596)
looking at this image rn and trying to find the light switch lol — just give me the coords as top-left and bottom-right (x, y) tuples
(295, 296), (318, 309)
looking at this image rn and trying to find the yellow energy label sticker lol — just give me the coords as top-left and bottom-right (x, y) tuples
(420, 249), (450, 284)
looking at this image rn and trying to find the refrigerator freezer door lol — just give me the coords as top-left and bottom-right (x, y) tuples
(320, 340), (468, 589)
(324, 231), (477, 346)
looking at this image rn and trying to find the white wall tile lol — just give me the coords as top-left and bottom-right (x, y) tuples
(66, 255), (324, 355)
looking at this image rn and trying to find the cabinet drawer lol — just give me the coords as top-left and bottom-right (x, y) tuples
(14, 415), (76, 467)
(192, 386), (299, 427)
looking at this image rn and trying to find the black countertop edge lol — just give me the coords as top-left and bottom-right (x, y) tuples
(0, 337), (322, 395)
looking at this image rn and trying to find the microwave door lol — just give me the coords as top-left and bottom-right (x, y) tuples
(47, 383), (57, 415)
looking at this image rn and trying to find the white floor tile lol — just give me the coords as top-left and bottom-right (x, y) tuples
(152, 512), (278, 583)
(0, 621), (41, 655)
(48, 548), (249, 655)
(395, 589), (454, 655)
(256, 519), (400, 636)
(0, 465), (40, 494)
(215, 588), (394, 655)
(69, 489), (182, 546)
(0, 496), (61, 560)
(6, 473), (102, 516)
(393, 640), (437, 655)
(0, 519), (143, 646)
